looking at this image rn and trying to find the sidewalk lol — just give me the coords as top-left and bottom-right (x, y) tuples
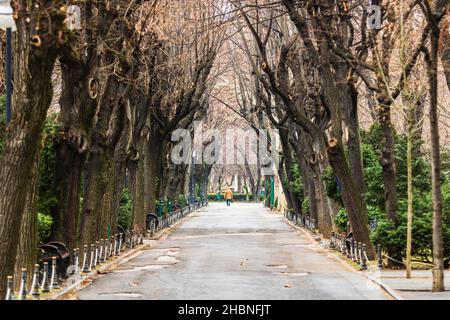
(378, 270), (450, 300)
(283, 215), (450, 300)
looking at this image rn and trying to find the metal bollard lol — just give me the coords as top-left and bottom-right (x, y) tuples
(109, 236), (114, 257)
(99, 240), (104, 263)
(346, 238), (351, 258)
(357, 242), (362, 266)
(361, 244), (367, 270)
(5, 276), (14, 300)
(89, 244), (95, 270)
(73, 248), (80, 274)
(104, 239), (109, 261)
(113, 234), (119, 256)
(330, 232), (335, 249)
(31, 264), (41, 297)
(18, 268), (28, 300)
(118, 234), (123, 253)
(41, 262), (50, 292)
(50, 256), (60, 290)
(131, 231), (136, 248)
(94, 241), (100, 266)
(351, 239), (357, 262)
(82, 245), (90, 273)
(129, 231), (133, 247)
(377, 244), (383, 270)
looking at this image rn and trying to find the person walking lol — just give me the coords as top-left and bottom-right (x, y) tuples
(224, 188), (233, 207)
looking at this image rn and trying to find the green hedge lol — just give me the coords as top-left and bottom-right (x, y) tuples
(208, 193), (262, 202)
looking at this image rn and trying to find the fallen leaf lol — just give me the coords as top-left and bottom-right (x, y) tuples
(284, 283), (292, 288)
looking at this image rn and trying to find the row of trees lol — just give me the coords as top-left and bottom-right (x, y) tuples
(226, 0), (449, 291)
(0, 0), (448, 297)
(0, 0), (227, 296)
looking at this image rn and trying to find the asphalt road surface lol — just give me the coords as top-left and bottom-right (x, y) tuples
(77, 203), (388, 300)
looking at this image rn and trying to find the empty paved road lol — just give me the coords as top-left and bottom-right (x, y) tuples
(77, 203), (388, 300)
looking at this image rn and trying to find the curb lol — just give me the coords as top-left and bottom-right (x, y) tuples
(284, 218), (403, 300)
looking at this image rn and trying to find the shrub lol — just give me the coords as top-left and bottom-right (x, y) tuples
(335, 208), (348, 233)
(118, 189), (132, 230)
(38, 213), (53, 244)
(324, 126), (450, 265)
(302, 198), (310, 214)
(178, 194), (187, 208)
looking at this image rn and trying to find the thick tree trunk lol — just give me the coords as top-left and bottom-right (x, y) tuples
(146, 128), (167, 211)
(52, 56), (98, 250)
(52, 143), (84, 249)
(131, 156), (146, 230)
(0, 4), (65, 296)
(280, 133), (302, 215)
(105, 159), (127, 234)
(79, 69), (128, 245)
(327, 142), (375, 259)
(80, 149), (111, 246)
(346, 83), (366, 196)
(278, 158), (294, 211)
(306, 169), (318, 223)
(14, 153), (39, 291)
(312, 168), (332, 237)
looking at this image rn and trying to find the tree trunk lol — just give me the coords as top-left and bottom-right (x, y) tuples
(440, 17), (450, 91)
(0, 4), (65, 296)
(427, 18), (445, 292)
(80, 148), (111, 246)
(406, 99), (414, 279)
(14, 153), (39, 291)
(378, 106), (398, 222)
(346, 82), (366, 196)
(52, 142), (84, 249)
(52, 55), (98, 250)
(327, 142), (375, 259)
(131, 155), (146, 230)
(146, 127), (167, 211)
(280, 133), (302, 215)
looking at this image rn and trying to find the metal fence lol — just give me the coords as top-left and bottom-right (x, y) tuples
(330, 232), (370, 270)
(284, 210), (316, 232)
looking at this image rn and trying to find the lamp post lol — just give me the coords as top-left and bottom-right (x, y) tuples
(0, 2), (16, 125)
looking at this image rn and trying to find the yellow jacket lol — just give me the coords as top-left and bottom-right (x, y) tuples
(224, 190), (233, 200)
